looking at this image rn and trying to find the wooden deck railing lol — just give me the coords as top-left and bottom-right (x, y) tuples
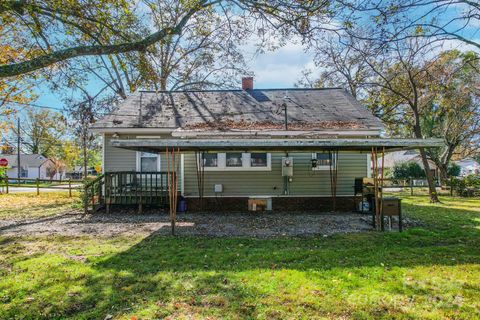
(84, 171), (172, 213)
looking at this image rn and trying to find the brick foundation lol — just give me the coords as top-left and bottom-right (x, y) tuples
(185, 196), (356, 213)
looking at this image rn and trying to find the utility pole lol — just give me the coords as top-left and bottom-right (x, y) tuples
(17, 117), (20, 181)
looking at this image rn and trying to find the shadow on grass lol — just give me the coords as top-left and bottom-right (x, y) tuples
(1, 200), (480, 319)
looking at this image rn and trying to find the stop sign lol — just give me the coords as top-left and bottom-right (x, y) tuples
(0, 158), (8, 167)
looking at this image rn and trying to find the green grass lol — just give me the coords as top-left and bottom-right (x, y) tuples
(0, 196), (479, 319)
(0, 192), (81, 219)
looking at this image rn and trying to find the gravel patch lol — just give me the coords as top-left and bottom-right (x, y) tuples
(0, 211), (377, 238)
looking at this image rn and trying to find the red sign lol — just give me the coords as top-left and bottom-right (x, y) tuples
(0, 158), (8, 167)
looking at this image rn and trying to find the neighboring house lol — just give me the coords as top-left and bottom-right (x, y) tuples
(66, 166), (98, 180)
(380, 150), (439, 179)
(90, 77), (440, 212)
(0, 154), (65, 180)
(455, 158), (480, 176)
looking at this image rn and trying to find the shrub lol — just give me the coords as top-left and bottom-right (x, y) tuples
(392, 161), (426, 180)
(447, 163), (461, 177)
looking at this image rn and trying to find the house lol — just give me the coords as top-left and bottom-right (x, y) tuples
(0, 154), (65, 180)
(90, 77), (442, 213)
(66, 166), (99, 180)
(455, 158), (480, 176)
(380, 150), (439, 179)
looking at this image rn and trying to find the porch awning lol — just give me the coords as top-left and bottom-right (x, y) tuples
(110, 138), (444, 152)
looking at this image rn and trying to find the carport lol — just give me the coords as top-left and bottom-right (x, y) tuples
(109, 137), (443, 235)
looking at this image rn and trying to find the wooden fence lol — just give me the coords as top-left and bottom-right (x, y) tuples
(0, 177), (81, 197)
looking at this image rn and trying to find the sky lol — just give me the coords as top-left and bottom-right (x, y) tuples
(35, 41), (315, 111)
(30, 1), (480, 112)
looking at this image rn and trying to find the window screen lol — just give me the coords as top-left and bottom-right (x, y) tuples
(140, 152), (158, 172)
(226, 153), (243, 167)
(316, 153), (333, 166)
(251, 153), (267, 167)
(202, 153), (218, 167)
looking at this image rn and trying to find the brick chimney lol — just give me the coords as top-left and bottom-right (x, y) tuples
(242, 77), (254, 90)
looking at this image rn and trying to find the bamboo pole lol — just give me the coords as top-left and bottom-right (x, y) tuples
(380, 147), (385, 231)
(328, 150), (338, 212)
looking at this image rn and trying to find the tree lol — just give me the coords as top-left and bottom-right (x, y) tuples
(337, 1), (479, 53)
(66, 96), (101, 179)
(0, 0), (332, 78)
(297, 34), (373, 99)
(52, 0), (250, 109)
(356, 37), (443, 202)
(10, 108), (66, 158)
(421, 50), (480, 183)
(0, 25), (36, 132)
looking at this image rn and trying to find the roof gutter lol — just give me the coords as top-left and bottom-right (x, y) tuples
(89, 127), (175, 134)
(111, 138), (444, 152)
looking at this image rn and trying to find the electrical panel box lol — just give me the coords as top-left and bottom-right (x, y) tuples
(282, 157), (293, 177)
(214, 184), (223, 193)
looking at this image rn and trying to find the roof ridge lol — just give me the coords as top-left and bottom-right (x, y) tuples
(137, 87), (345, 93)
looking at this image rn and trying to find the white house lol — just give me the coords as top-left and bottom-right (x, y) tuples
(379, 150), (439, 179)
(455, 158), (480, 176)
(0, 154), (65, 180)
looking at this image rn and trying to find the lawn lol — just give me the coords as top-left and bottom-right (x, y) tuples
(0, 192), (81, 219)
(0, 196), (479, 319)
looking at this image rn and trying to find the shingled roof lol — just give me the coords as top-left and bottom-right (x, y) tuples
(92, 88), (383, 132)
(0, 154), (50, 168)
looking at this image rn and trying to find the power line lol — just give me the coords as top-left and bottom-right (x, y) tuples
(3, 100), (64, 111)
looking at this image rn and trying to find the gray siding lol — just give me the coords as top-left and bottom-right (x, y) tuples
(104, 134), (171, 172)
(104, 135), (367, 197)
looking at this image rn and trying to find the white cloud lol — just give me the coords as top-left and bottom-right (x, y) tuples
(243, 39), (316, 88)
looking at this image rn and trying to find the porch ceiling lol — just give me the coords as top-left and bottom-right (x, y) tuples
(110, 138), (444, 153)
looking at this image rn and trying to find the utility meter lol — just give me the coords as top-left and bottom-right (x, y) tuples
(282, 157), (293, 177)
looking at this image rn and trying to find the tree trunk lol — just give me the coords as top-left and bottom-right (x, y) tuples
(438, 163), (448, 186)
(412, 108), (440, 202)
(83, 135), (88, 180)
(418, 148), (439, 202)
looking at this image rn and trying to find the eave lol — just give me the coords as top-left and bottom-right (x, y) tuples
(110, 138), (444, 153)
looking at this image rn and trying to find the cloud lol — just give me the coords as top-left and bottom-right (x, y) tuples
(244, 40), (316, 88)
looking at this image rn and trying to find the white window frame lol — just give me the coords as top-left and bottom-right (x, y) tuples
(311, 152), (337, 171)
(136, 151), (161, 172)
(198, 152), (271, 171)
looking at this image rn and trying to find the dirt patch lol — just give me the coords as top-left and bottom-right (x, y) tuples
(0, 211), (375, 238)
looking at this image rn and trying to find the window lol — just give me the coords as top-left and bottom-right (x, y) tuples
(198, 153), (271, 171)
(312, 152), (337, 170)
(203, 153), (218, 167)
(139, 152), (159, 172)
(20, 166), (28, 178)
(251, 153), (267, 167)
(226, 153), (243, 167)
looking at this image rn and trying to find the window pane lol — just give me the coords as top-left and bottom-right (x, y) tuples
(20, 167), (28, 177)
(203, 153), (218, 167)
(226, 153), (243, 167)
(141, 152), (157, 158)
(141, 157), (157, 171)
(316, 153), (332, 166)
(251, 153), (267, 167)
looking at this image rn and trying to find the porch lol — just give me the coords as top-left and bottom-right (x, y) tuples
(86, 137), (443, 235)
